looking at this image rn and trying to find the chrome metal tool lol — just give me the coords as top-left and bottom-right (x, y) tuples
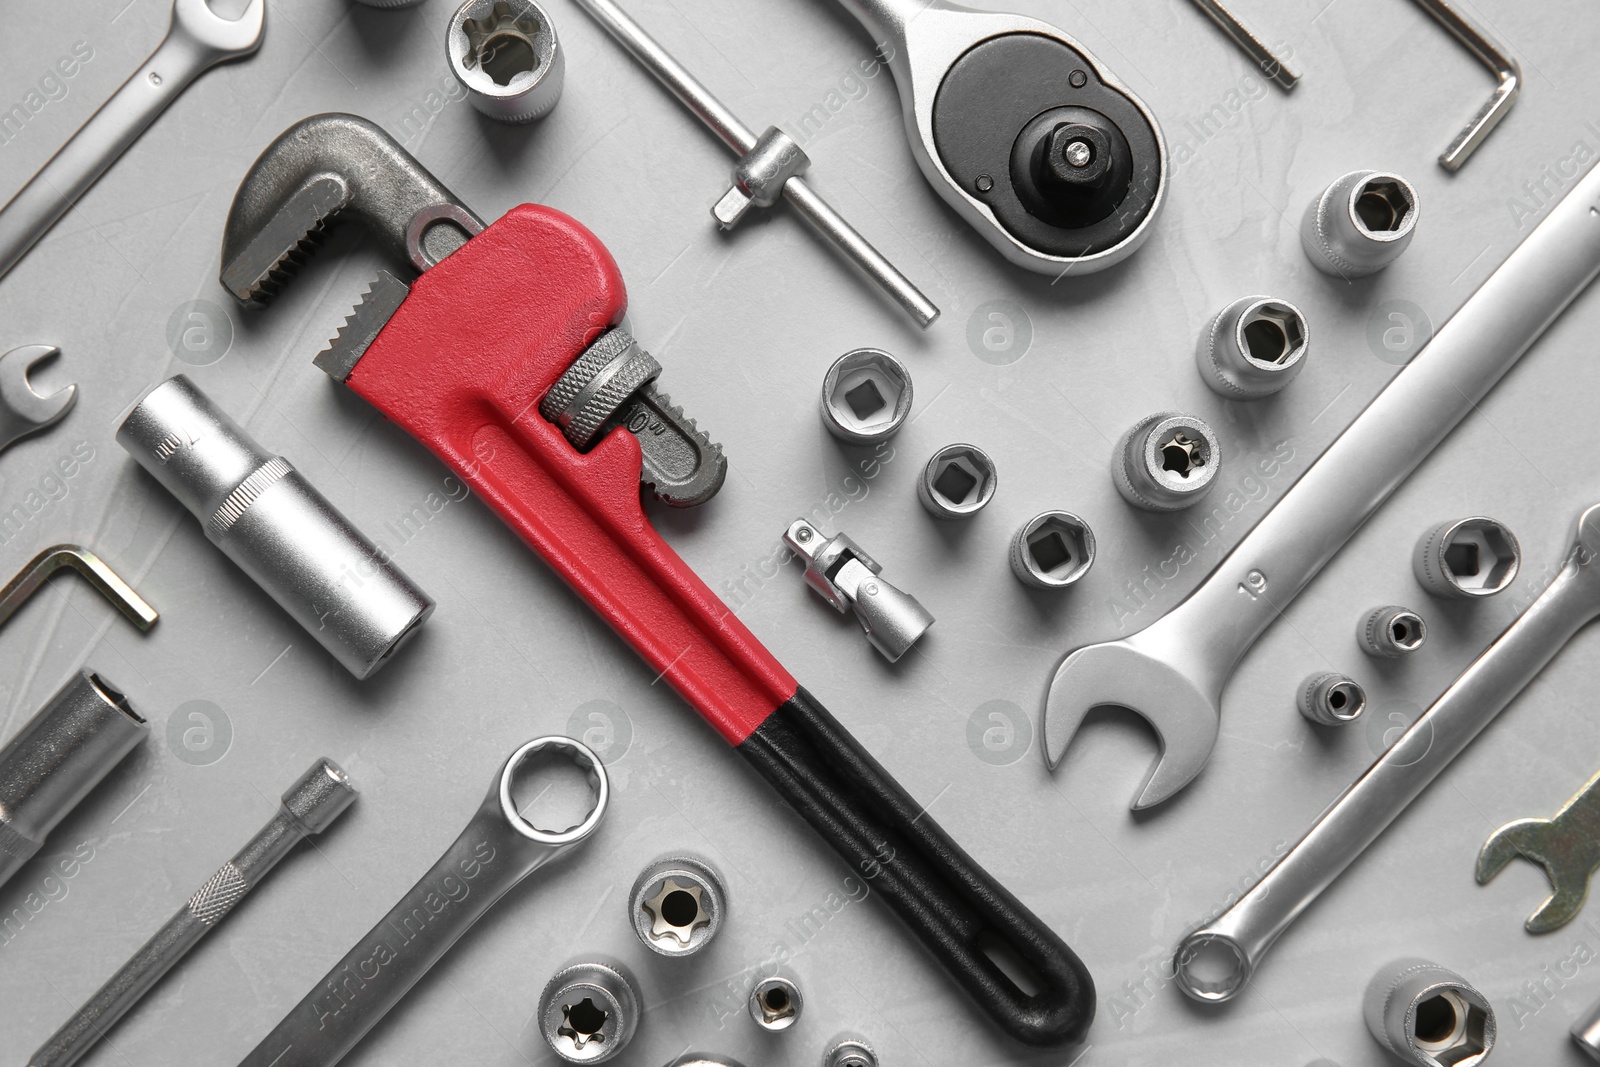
(783, 518), (933, 662)
(0, 545), (158, 633)
(1045, 159), (1600, 811)
(238, 737), (607, 1067)
(0, 0), (265, 282)
(1478, 767), (1600, 933)
(831, 0), (1166, 276)
(1187, 0), (1298, 90)
(1411, 0), (1520, 171)
(30, 760), (357, 1067)
(571, 0), (938, 328)
(0, 346), (76, 454)
(1175, 501), (1600, 1002)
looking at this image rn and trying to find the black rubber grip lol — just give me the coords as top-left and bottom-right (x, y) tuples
(737, 687), (1095, 1047)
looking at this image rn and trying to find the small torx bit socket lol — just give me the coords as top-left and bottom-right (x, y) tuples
(29, 759), (357, 1067)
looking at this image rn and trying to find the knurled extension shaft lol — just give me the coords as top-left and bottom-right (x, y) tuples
(29, 760), (358, 1067)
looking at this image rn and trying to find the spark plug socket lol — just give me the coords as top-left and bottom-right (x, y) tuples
(117, 376), (434, 679)
(0, 671), (146, 889)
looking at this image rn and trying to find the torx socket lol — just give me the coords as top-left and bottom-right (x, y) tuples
(1364, 958), (1495, 1066)
(1297, 671), (1366, 726)
(0, 671), (146, 890)
(539, 958), (640, 1063)
(1196, 296), (1309, 399)
(629, 854), (726, 956)
(30, 759), (357, 1067)
(1359, 605), (1427, 658)
(1302, 170), (1419, 278)
(117, 376), (433, 679)
(1112, 412), (1220, 512)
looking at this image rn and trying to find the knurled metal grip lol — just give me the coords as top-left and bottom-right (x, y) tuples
(539, 328), (662, 448)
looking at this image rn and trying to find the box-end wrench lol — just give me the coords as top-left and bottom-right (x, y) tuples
(1174, 501), (1600, 1002)
(1044, 159), (1600, 811)
(829, 0), (1167, 276)
(0, 345), (76, 454)
(238, 737), (608, 1067)
(221, 113), (1095, 1047)
(0, 0), (264, 283)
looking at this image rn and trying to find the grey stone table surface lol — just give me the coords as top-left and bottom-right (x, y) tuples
(2, 0), (1599, 1064)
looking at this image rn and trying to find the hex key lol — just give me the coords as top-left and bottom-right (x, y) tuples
(0, 545), (158, 632)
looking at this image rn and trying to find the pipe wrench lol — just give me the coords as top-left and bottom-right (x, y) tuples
(220, 113), (1094, 1048)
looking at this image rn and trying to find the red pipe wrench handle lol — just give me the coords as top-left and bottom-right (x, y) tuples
(346, 206), (1094, 1046)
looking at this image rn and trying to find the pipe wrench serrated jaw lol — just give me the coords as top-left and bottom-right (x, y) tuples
(222, 112), (726, 507)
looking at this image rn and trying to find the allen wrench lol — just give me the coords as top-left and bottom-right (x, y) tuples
(1187, 0), (1299, 91)
(0, 545), (158, 632)
(1412, 0), (1520, 171)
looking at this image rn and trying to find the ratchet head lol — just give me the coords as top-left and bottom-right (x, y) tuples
(1042, 638), (1219, 810)
(0, 345), (76, 449)
(221, 113), (483, 304)
(173, 0), (265, 57)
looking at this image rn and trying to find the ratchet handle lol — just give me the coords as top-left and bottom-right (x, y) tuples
(0, 21), (207, 280)
(239, 808), (533, 1067)
(741, 688), (1095, 1046)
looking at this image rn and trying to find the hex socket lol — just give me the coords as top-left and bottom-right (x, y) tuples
(1010, 511), (1095, 589)
(1112, 412), (1220, 512)
(1196, 296), (1309, 399)
(1364, 958), (1495, 1066)
(117, 376), (433, 679)
(447, 0), (564, 123)
(819, 349), (912, 444)
(0, 671), (146, 889)
(1302, 170), (1419, 277)
(1414, 517), (1521, 599)
(1298, 671), (1366, 726)
(1360, 605), (1427, 658)
(917, 443), (996, 518)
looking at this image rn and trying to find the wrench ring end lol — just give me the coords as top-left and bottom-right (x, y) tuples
(497, 736), (609, 845)
(1174, 931), (1251, 1003)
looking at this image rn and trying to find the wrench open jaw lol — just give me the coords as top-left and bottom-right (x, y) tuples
(1043, 638), (1221, 810)
(1477, 767), (1600, 934)
(0, 345), (77, 453)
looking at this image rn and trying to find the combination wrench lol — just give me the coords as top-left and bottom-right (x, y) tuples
(1175, 501), (1600, 1002)
(829, 0), (1167, 276)
(0, 345), (76, 454)
(0, 0), (264, 283)
(238, 737), (608, 1067)
(1045, 159), (1600, 810)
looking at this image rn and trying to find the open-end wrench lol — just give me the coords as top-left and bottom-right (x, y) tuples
(221, 113), (1095, 1047)
(1044, 159), (1600, 811)
(238, 737), (608, 1067)
(1478, 767), (1600, 933)
(1174, 502), (1600, 1002)
(829, 0), (1167, 276)
(0, 0), (264, 283)
(0, 345), (76, 454)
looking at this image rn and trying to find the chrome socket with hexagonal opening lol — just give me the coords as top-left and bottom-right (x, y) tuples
(1298, 671), (1367, 726)
(1112, 412), (1221, 512)
(917, 443), (997, 518)
(1414, 517), (1521, 599)
(1360, 605), (1428, 658)
(448, 0), (564, 123)
(748, 974), (803, 1032)
(1011, 511), (1096, 589)
(1302, 170), (1420, 277)
(1197, 295), (1310, 399)
(782, 519), (933, 662)
(819, 349), (912, 444)
(1364, 958), (1496, 1066)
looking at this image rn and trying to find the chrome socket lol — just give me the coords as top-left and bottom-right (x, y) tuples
(1302, 170), (1419, 277)
(447, 0), (564, 123)
(1360, 605), (1428, 658)
(1414, 517), (1521, 599)
(1364, 958), (1495, 1066)
(825, 1036), (879, 1067)
(0, 671), (146, 890)
(917, 443), (996, 518)
(629, 854), (726, 956)
(1298, 671), (1367, 726)
(539, 959), (641, 1063)
(819, 349), (912, 444)
(748, 974), (803, 1032)
(1573, 990), (1600, 1061)
(783, 519), (933, 662)
(1010, 511), (1095, 589)
(1196, 296), (1309, 399)
(117, 376), (434, 679)
(1112, 412), (1220, 512)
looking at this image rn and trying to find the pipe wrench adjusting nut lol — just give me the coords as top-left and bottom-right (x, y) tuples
(1364, 958), (1495, 1066)
(1113, 412), (1220, 512)
(1302, 170), (1419, 277)
(117, 376), (434, 679)
(448, 0), (564, 123)
(1196, 296), (1309, 399)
